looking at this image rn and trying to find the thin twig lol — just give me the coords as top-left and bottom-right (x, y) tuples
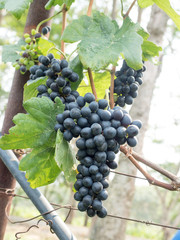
(110, 170), (147, 181)
(120, 145), (180, 191)
(88, 68), (97, 100)
(124, 0), (137, 19)
(87, 0), (94, 17)
(61, 4), (67, 59)
(132, 151), (180, 184)
(110, 66), (116, 109)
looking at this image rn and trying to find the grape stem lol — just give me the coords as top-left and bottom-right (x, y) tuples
(87, 0), (94, 16)
(120, 145), (180, 191)
(124, 0), (137, 19)
(110, 66), (116, 109)
(87, 68), (97, 100)
(47, 47), (66, 59)
(36, 9), (63, 33)
(61, 4), (67, 59)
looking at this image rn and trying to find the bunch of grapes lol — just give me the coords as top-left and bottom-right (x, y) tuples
(54, 92), (142, 218)
(113, 60), (146, 107)
(29, 54), (79, 105)
(13, 27), (51, 74)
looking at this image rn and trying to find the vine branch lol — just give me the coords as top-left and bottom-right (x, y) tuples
(120, 145), (180, 191)
(110, 66), (116, 109)
(61, 4), (67, 59)
(124, 0), (137, 19)
(87, 0), (94, 17)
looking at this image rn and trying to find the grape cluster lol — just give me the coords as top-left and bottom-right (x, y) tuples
(113, 60), (146, 107)
(13, 29), (43, 74)
(29, 54), (79, 104)
(54, 92), (142, 218)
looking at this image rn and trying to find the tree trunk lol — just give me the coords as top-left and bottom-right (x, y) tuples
(90, 5), (169, 240)
(0, 2), (54, 239)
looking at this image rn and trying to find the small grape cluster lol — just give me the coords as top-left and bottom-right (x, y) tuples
(29, 54), (79, 104)
(113, 60), (146, 107)
(54, 92), (142, 218)
(13, 27), (51, 74)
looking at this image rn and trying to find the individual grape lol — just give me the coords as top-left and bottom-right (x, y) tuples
(126, 125), (139, 137)
(76, 96), (85, 108)
(74, 179), (83, 191)
(80, 127), (92, 139)
(70, 108), (81, 119)
(85, 138), (96, 149)
(41, 27), (49, 35)
(79, 187), (89, 197)
(71, 125), (81, 138)
(121, 114), (132, 127)
(101, 179), (109, 188)
(89, 165), (99, 174)
(131, 120), (142, 129)
(83, 156), (93, 167)
(116, 126), (126, 138)
(84, 92), (95, 103)
(101, 121), (111, 130)
(20, 65), (26, 73)
(63, 130), (73, 141)
(82, 177), (93, 187)
(97, 109), (111, 121)
(88, 113), (100, 125)
(60, 59), (68, 69)
(97, 190), (108, 201)
(87, 207), (96, 217)
(78, 201), (87, 212)
(52, 63), (61, 72)
(107, 160), (118, 169)
(62, 86), (71, 95)
(127, 136), (138, 147)
(92, 182), (103, 194)
(97, 207), (107, 218)
(77, 117), (89, 128)
(54, 123), (64, 132)
(76, 138), (86, 150)
(94, 151), (106, 163)
(37, 85), (47, 93)
(82, 195), (93, 207)
(63, 118), (75, 130)
(94, 135), (105, 147)
(47, 53), (54, 60)
(99, 164), (110, 175)
(74, 192), (82, 201)
(107, 151), (116, 161)
(103, 127), (116, 139)
(98, 99), (108, 109)
(81, 107), (91, 118)
(89, 101), (98, 112)
(68, 72), (79, 82)
(91, 123), (102, 136)
(61, 67), (73, 78)
(92, 199), (102, 211)
(41, 56), (50, 66)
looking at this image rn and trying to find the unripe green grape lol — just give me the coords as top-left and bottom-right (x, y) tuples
(24, 33), (30, 38)
(29, 61), (34, 66)
(48, 88), (52, 94)
(19, 58), (24, 64)
(21, 45), (26, 51)
(26, 44), (30, 49)
(25, 37), (31, 44)
(15, 65), (20, 70)
(13, 62), (17, 67)
(31, 29), (36, 36)
(24, 59), (29, 65)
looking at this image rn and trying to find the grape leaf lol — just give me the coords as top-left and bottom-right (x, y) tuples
(78, 71), (110, 99)
(0, 97), (64, 150)
(62, 11), (143, 70)
(19, 144), (61, 188)
(142, 40), (162, 61)
(2, 39), (25, 63)
(69, 55), (84, 91)
(153, 0), (180, 30)
(138, 0), (154, 8)
(45, 0), (75, 10)
(2, 0), (33, 19)
(38, 38), (60, 59)
(55, 130), (76, 182)
(23, 77), (48, 102)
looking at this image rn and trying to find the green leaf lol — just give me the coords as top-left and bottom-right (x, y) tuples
(55, 130), (76, 182)
(153, 0), (180, 30)
(136, 25), (162, 61)
(78, 71), (110, 99)
(2, 39), (25, 63)
(19, 145), (60, 188)
(142, 40), (162, 61)
(23, 77), (47, 102)
(0, 97), (64, 150)
(62, 12), (143, 71)
(3, 0), (33, 19)
(0, 1), (5, 9)
(45, 0), (75, 10)
(69, 55), (84, 90)
(138, 0), (154, 8)
(38, 38), (59, 58)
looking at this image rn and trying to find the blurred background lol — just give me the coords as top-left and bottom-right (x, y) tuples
(1, 0), (180, 239)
